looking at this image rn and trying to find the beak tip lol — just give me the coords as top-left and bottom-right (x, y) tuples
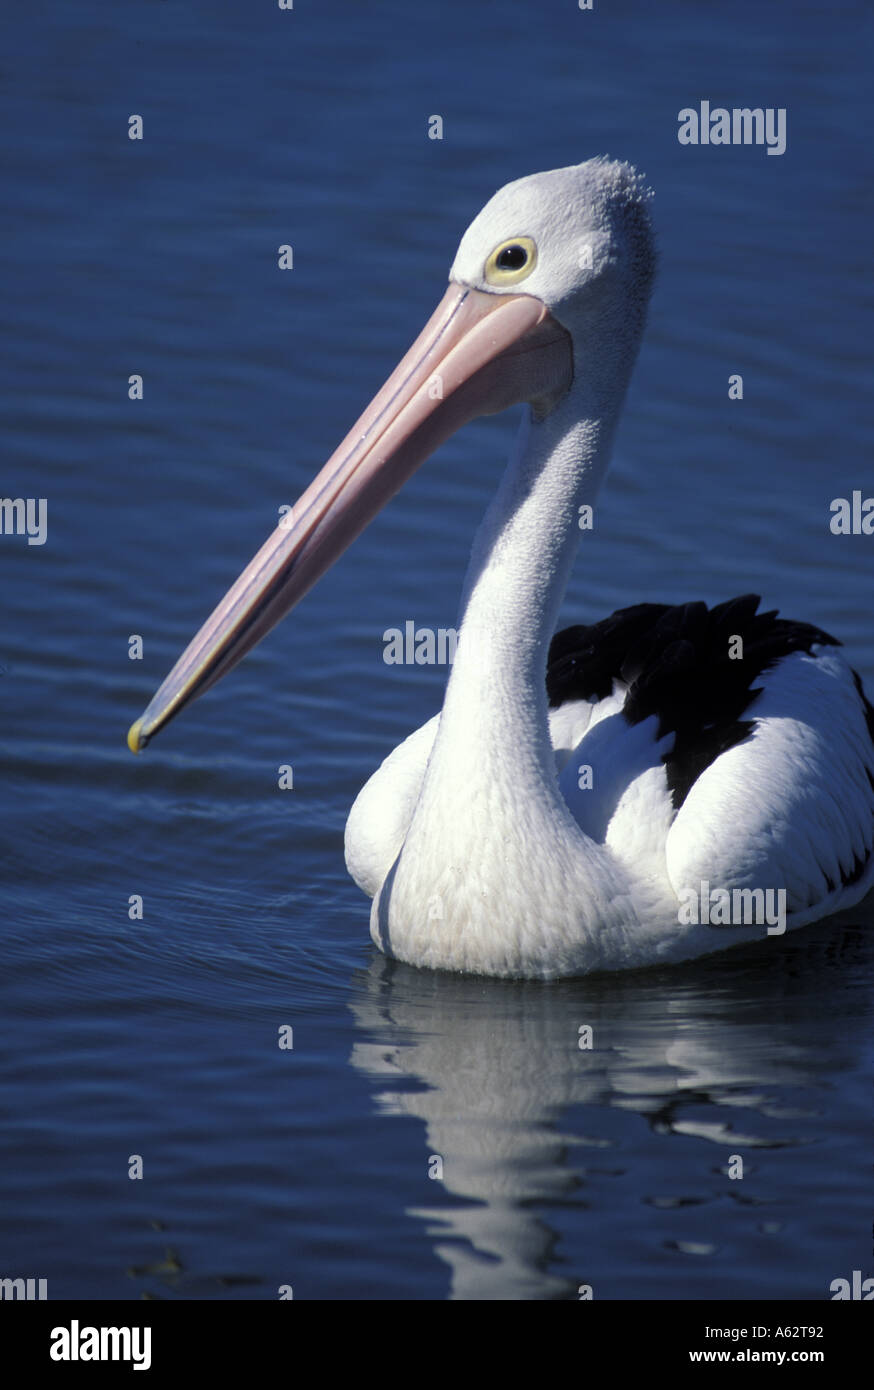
(127, 718), (146, 755)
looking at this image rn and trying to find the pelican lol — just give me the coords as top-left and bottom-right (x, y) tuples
(128, 158), (874, 978)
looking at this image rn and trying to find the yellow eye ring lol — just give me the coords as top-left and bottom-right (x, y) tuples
(484, 236), (537, 286)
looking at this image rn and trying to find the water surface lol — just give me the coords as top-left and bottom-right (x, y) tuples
(1, 0), (871, 1299)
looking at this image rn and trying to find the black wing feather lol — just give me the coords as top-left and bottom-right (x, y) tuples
(546, 594), (844, 810)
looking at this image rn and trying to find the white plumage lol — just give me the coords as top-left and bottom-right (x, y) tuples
(347, 644), (874, 976)
(343, 161), (873, 975)
(130, 158), (874, 978)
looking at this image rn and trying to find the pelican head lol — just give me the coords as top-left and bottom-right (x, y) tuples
(451, 157), (654, 343)
(128, 158), (654, 752)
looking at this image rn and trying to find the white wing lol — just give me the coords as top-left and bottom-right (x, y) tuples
(665, 649), (874, 920)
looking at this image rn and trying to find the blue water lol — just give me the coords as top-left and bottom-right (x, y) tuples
(2, 1), (872, 1299)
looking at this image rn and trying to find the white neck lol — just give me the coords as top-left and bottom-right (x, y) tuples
(448, 383), (615, 767)
(373, 380), (637, 976)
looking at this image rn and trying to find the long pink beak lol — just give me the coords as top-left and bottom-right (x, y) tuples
(128, 282), (572, 752)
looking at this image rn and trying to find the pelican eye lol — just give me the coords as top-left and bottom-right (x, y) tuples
(484, 236), (537, 286)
